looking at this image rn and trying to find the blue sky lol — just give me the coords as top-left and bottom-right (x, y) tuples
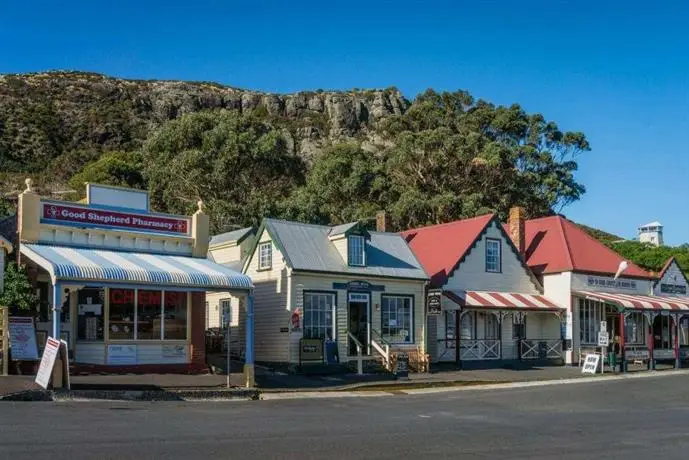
(2, 1), (688, 244)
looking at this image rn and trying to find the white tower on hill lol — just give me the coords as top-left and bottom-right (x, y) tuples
(638, 221), (663, 246)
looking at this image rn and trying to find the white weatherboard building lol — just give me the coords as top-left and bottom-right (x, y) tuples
(403, 208), (565, 367)
(208, 216), (429, 371)
(638, 221), (663, 246)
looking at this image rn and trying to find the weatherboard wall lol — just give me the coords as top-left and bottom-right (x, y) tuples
(653, 260), (688, 297)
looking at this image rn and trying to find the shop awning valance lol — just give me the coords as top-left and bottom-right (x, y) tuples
(574, 290), (689, 311)
(444, 290), (564, 311)
(20, 244), (253, 291)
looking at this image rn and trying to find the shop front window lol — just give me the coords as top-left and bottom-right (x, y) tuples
(77, 288), (105, 341)
(460, 312), (474, 340)
(163, 291), (188, 340)
(303, 292), (335, 340)
(578, 298), (604, 344)
(680, 317), (689, 346)
(624, 312), (645, 345)
(109, 289), (135, 340)
(137, 290), (162, 340)
(381, 295), (413, 344)
(484, 313), (499, 340)
(445, 310), (457, 348)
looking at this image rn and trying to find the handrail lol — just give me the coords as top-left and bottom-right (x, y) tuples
(370, 329), (391, 370)
(347, 331), (364, 375)
(371, 329), (391, 347)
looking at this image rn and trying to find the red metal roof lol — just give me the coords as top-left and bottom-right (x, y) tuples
(401, 214), (495, 286)
(575, 291), (689, 311)
(444, 290), (564, 311)
(523, 216), (652, 279)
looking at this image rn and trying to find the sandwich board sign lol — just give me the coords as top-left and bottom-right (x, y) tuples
(581, 354), (600, 374)
(35, 337), (60, 389)
(34, 337), (70, 390)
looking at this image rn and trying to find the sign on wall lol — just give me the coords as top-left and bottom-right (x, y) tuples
(8, 317), (39, 361)
(625, 349), (650, 361)
(41, 202), (190, 235)
(426, 290), (442, 316)
(299, 338), (324, 363)
(587, 276), (637, 291)
(660, 284), (687, 295)
(332, 280), (385, 292)
(107, 344), (138, 365)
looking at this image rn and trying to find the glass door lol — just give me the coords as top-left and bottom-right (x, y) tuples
(348, 293), (370, 356)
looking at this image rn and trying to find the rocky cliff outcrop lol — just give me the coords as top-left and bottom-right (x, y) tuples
(0, 72), (410, 180)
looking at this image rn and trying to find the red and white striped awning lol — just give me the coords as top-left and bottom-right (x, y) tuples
(574, 291), (689, 311)
(443, 290), (564, 311)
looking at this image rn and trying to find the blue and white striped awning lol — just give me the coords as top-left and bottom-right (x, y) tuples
(20, 244), (253, 291)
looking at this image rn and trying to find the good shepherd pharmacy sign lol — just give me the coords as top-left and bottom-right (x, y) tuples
(41, 202), (190, 235)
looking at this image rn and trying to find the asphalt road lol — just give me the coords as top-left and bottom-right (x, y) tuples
(2, 374), (689, 460)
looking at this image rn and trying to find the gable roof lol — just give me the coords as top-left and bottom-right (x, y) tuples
(401, 214), (496, 286)
(209, 227), (255, 247)
(523, 215), (652, 279)
(655, 257), (689, 287)
(247, 218), (427, 280)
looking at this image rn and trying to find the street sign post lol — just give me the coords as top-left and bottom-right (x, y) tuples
(598, 331), (609, 374)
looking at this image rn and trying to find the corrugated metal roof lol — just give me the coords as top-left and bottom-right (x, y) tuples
(21, 244), (253, 290)
(264, 219), (427, 280)
(328, 222), (359, 238)
(209, 227), (255, 246)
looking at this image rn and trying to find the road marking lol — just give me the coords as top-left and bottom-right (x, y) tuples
(418, 415), (431, 418)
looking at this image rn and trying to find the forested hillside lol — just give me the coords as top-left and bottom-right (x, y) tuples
(0, 71), (590, 234)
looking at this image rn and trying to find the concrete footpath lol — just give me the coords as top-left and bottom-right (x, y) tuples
(1, 364), (683, 402)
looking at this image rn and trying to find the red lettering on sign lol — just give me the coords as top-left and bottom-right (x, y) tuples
(110, 289), (135, 305)
(41, 203), (189, 235)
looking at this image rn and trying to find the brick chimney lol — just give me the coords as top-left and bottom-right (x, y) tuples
(509, 207), (526, 256)
(375, 211), (387, 232)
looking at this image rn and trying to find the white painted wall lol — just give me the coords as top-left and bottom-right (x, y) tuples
(444, 220), (541, 294)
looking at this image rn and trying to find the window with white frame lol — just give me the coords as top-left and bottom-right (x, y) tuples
(625, 311), (645, 345)
(381, 295), (413, 343)
(578, 298), (604, 344)
(258, 242), (272, 270)
(348, 235), (365, 266)
(445, 310), (457, 348)
(460, 312), (474, 340)
(220, 298), (231, 327)
(303, 292), (336, 340)
(680, 317), (689, 346)
(484, 313), (499, 340)
(485, 238), (501, 273)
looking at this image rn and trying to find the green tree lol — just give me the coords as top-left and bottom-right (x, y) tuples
(143, 110), (306, 233)
(0, 262), (38, 312)
(284, 143), (387, 225)
(607, 241), (689, 275)
(68, 151), (146, 197)
(380, 89), (590, 228)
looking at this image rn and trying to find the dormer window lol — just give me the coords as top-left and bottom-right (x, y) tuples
(348, 235), (365, 266)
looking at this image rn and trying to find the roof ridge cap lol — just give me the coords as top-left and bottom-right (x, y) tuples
(403, 213), (495, 233)
(556, 217), (575, 271)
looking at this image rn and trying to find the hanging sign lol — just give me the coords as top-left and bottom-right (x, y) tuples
(426, 290), (442, 316)
(581, 354), (600, 374)
(41, 202), (190, 235)
(8, 317), (39, 361)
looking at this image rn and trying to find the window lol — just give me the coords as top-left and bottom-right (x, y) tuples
(220, 298), (231, 327)
(77, 288), (105, 341)
(348, 235), (365, 266)
(303, 292), (335, 340)
(382, 295), (413, 343)
(109, 289), (135, 340)
(163, 291), (188, 340)
(484, 313), (499, 339)
(625, 312), (645, 345)
(460, 312), (474, 340)
(578, 298), (604, 344)
(258, 242), (272, 270)
(137, 290), (162, 340)
(680, 317), (689, 346)
(512, 313), (526, 340)
(485, 239), (501, 273)
(445, 310), (457, 348)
